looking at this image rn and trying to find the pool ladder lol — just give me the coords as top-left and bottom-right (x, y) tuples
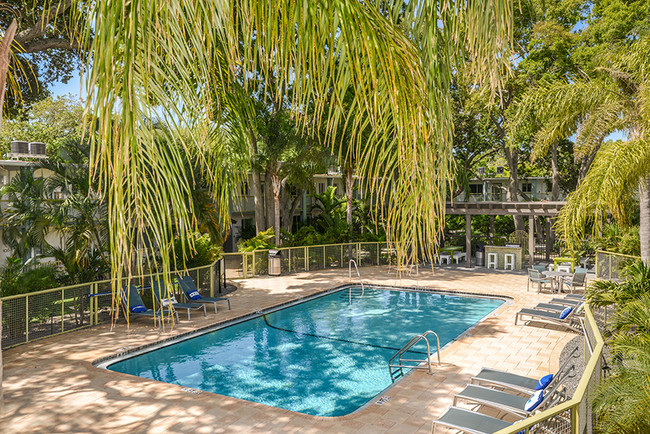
(348, 260), (365, 303)
(388, 330), (441, 382)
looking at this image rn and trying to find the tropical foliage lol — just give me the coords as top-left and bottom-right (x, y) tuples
(77, 0), (513, 304)
(589, 261), (650, 432)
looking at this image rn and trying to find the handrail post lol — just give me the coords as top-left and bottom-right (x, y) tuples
(377, 242), (380, 265)
(210, 261), (215, 298)
(304, 246), (308, 271)
(61, 288), (65, 333)
(25, 294), (29, 344)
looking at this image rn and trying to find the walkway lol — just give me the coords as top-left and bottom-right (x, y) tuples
(1, 266), (577, 433)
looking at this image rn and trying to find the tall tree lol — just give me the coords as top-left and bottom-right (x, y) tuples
(78, 0), (513, 319)
(513, 37), (650, 262)
(0, 1), (82, 124)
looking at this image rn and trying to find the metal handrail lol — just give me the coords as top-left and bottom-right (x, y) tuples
(348, 259), (365, 302)
(389, 330), (441, 380)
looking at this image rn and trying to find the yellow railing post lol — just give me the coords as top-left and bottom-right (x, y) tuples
(340, 244), (343, 267)
(25, 294), (29, 343)
(243, 254), (248, 278)
(288, 248), (292, 272)
(304, 246), (308, 271)
(356, 243), (360, 264)
(323, 246), (326, 269)
(61, 288), (65, 333)
(210, 261), (215, 297)
(377, 242), (380, 265)
(252, 250), (256, 276)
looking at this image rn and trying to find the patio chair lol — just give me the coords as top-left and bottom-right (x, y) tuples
(431, 406), (520, 434)
(561, 272), (587, 294)
(527, 269), (552, 292)
(152, 281), (206, 320)
(532, 265), (547, 273)
(121, 284), (178, 327)
(515, 303), (584, 332)
(176, 275), (231, 313)
(470, 347), (578, 394)
(454, 364), (574, 418)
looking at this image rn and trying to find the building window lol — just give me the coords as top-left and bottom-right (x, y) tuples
(469, 184), (483, 194)
(319, 182), (325, 194)
(240, 182), (249, 196)
(327, 178), (333, 187)
(491, 185), (502, 201)
(522, 182), (532, 193)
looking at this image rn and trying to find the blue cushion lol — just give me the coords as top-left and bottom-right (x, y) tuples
(524, 390), (543, 411)
(131, 304), (147, 313)
(188, 290), (201, 300)
(560, 307), (573, 319)
(536, 374), (553, 390)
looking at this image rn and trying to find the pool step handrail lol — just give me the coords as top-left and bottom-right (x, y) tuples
(348, 259), (365, 302)
(388, 330), (441, 382)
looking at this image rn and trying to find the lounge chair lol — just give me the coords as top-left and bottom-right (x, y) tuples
(470, 347), (578, 394)
(549, 295), (584, 306)
(454, 364), (574, 418)
(431, 406), (520, 434)
(121, 284), (178, 326)
(176, 275), (231, 313)
(527, 269), (552, 292)
(152, 281), (206, 320)
(515, 303), (583, 332)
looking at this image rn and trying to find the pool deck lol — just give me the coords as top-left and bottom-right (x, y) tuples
(1, 266), (578, 433)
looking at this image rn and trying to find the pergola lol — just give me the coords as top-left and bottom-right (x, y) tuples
(445, 201), (566, 268)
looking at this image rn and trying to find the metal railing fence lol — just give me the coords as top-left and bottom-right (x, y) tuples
(2, 243), (389, 349)
(1, 260), (226, 349)
(221, 242), (390, 279)
(595, 250), (640, 281)
(495, 305), (604, 434)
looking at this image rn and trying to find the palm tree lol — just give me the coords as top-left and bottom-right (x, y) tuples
(76, 0), (513, 315)
(510, 37), (650, 262)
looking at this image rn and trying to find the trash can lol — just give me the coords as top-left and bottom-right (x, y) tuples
(268, 249), (282, 276)
(475, 243), (485, 267)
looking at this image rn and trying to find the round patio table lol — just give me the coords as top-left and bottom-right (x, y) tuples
(543, 270), (573, 293)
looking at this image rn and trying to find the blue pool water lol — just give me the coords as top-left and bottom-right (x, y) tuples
(107, 287), (504, 416)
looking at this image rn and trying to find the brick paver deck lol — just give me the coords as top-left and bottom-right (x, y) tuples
(1, 266), (577, 433)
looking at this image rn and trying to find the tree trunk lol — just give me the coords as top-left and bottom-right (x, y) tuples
(504, 147), (524, 231)
(0, 20), (18, 130)
(271, 171), (282, 245)
(281, 189), (304, 233)
(251, 171), (265, 233)
(264, 168), (274, 231)
(345, 166), (354, 227)
(551, 142), (560, 201)
(640, 178), (650, 264)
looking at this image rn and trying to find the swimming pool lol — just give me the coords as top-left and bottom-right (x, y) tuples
(104, 286), (504, 416)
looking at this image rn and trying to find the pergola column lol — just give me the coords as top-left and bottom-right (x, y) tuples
(466, 214), (472, 268)
(545, 218), (552, 261)
(528, 217), (534, 268)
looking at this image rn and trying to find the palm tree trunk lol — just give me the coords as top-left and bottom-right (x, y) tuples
(345, 166), (353, 227)
(271, 171), (282, 245)
(551, 142), (560, 201)
(264, 168), (274, 231)
(640, 178), (650, 264)
(251, 171), (265, 233)
(0, 20), (18, 130)
(504, 147), (524, 231)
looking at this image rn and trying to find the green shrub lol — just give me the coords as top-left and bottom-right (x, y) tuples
(173, 232), (223, 268)
(238, 227), (276, 252)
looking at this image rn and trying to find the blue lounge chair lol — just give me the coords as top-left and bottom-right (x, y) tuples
(152, 281), (206, 320)
(176, 276), (231, 313)
(121, 284), (178, 327)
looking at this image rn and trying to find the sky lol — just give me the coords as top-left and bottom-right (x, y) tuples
(47, 70), (628, 142)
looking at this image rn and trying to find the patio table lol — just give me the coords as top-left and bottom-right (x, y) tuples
(553, 257), (577, 272)
(543, 270), (573, 293)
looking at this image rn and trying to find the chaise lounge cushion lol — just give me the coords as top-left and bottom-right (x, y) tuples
(524, 390), (543, 411)
(188, 290), (201, 300)
(131, 304), (147, 313)
(559, 307), (573, 319)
